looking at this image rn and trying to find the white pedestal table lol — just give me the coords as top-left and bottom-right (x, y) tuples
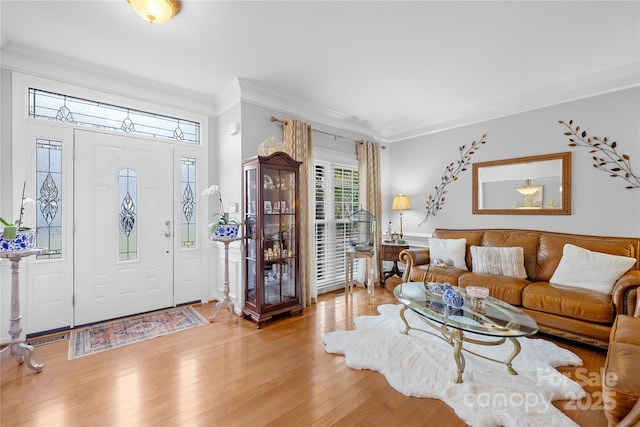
(0, 248), (46, 372)
(209, 237), (241, 323)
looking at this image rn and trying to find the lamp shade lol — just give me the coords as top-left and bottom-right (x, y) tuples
(392, 194), (411, 211)
(128, 0), (181, 24)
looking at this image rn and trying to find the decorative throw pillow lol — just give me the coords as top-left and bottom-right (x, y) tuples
(550, 243), (636, 294)
(470, 246), (528, 279)
(429, 238), (468, 270)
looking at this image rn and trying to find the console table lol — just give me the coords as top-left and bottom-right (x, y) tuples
(381, 242), (409, 284)
(0, 248), (46, 372)
(209, 237), (241, 323)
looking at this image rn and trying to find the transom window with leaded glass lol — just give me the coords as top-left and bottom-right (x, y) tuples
(28, 88), (200, 144)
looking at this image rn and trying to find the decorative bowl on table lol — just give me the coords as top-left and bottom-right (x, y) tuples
(432, 258), (454, 269)
(466, 286), (490, 299)
(466, 286), (489, 313)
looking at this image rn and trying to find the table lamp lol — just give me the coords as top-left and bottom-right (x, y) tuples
(392, 194), (411, 242)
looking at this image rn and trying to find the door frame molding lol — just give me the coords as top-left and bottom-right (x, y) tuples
(3, 72), (208, 338)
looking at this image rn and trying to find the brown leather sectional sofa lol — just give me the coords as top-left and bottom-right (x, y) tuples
(399, 228), (640, 348)
(603, 300), (640, 426)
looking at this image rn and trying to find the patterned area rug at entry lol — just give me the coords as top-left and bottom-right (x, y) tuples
(68, 306), (208, 359)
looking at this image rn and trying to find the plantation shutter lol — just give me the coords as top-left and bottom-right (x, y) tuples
(314, 161), (359, 292)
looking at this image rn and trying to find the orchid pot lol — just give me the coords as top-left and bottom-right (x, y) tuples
(212, 223), (241, 239)
(209, 213), (242, 239)
(202, 185), (242, 239)
(1, 181), (36, 251)
(0, 228), (36, 252)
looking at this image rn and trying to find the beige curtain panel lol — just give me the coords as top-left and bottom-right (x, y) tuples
(283, 119), (316, 306)
(357, 140), (383, 283)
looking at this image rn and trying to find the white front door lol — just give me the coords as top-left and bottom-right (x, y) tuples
(73, 130), (174, 325)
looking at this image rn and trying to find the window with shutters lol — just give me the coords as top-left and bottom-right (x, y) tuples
(314, 161), (359, 293)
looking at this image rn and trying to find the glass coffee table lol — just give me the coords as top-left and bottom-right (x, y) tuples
(394, 281), (538, 383)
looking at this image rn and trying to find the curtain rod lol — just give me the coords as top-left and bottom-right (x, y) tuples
(269, 116), (385, 149)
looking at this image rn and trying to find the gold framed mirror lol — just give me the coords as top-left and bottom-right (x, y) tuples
(472, 152), (571, 215)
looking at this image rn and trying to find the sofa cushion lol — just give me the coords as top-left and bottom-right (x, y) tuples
(550, 244), (636, 294)
(537, 234), (638, 282)
(470, 246), (527, 279)
(603, 341), (640, 425)
(429, 237), (468, 270)
(522, 282), (615, 324)
(610, 314), (640, 346)
(482, 230), (540, 279)
(433, 229), (484, 271)
(415, 265), (468, 285)
(458, 273), (530, 306)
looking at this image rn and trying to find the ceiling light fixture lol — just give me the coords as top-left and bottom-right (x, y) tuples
(127, 0), (181, 24)
(517, 179), (538, 195)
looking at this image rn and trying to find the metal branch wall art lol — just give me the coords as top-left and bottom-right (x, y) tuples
(419, 134), (487, 226)
(559, 120), (640, 189)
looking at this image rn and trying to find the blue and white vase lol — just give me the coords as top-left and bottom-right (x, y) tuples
(212, 224), (240, 239)
(442, 283), (464, 308)
(0, 229), (37, 252)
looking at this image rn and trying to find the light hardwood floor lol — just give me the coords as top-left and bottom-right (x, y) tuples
(2, 284), (608, 426)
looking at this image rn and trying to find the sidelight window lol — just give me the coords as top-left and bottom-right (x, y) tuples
(35, 139), (63, 260)
(180, 157), (197, 248)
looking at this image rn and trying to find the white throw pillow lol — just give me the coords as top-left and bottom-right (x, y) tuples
(550, 244), (636, 294)
(429, 238), (468, 270)
(470, 246), (528, 279)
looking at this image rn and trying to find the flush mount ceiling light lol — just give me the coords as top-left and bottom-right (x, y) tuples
(127, 0), (181, 24)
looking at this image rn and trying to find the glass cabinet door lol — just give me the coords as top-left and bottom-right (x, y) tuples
(245, 168), (257, 306)
(263, 168), (297, 306)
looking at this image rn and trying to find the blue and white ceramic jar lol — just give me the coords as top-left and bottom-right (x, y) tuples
(0, 229), (37, 252)
(212, 224), (240, 239)
(442, 283), (464, 308)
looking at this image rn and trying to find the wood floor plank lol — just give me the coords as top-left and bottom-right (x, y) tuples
(1, 285), (608, 426)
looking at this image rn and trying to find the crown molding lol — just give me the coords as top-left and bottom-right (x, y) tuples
(235, 77), (381, 139)
(0, 42), (216, 116)
(384, 62), (640, 142)
(213, 78), (241, 116)
(3, 42), (637, 142)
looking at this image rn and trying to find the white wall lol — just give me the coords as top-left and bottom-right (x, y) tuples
(205, 102), (244, 311)
(389, 87), (640, 244)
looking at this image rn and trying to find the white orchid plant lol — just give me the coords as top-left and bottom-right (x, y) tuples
(201, 185), (242, 233)
(1, 182), (35, 240)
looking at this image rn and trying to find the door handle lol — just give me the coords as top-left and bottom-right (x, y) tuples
(164, 220), (171, 237)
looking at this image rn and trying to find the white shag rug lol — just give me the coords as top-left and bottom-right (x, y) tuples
(323, 304), (586, 427)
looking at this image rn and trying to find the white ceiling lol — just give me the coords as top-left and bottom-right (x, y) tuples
(1, 1), (639, 141)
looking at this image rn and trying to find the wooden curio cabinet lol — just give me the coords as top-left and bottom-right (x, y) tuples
(242, 152), (302, 328)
